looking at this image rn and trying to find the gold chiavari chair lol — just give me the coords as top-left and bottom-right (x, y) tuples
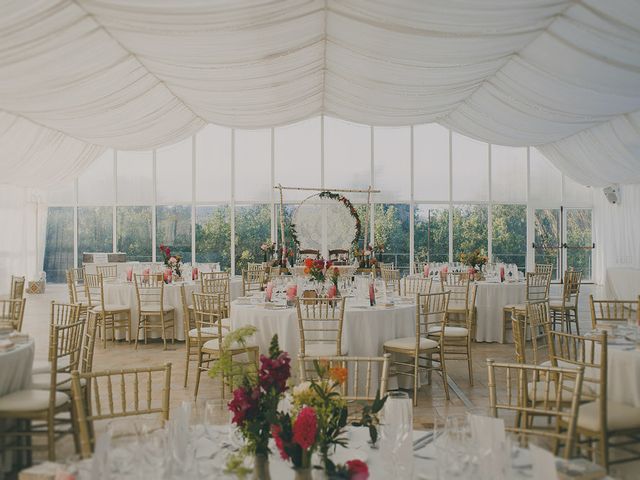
(95, 264), (118, 280)
(85, 273), (132, 348)
(535, 263), (554, 276)
(502, 271), (551, 343)
(296, 297), (347, 357)
(31, 302), (84, 390)
(0, 298), (26, 332)
(550, 270), (582, 334)
(0, 318), (84, 461)
(193, 293), (258, 399)
(9, 275), (25, 300)
(201, 271), (231, 317)
(431, 284), (477, 385)
(242, 264), (265, 296)
(180, 284), (197, 388)
(66, 269), (89, 321)
(589, 295), (640, 330)
(380, 266), (401, 295)
(441, 271), (469, 286)
(384, 291), (451, 406)
(549, 330), (640, 469)
(440, 273), (473, 340)
(298, 354), (391, 403)
(403, 276), (432, 296)
(134, 273), (175, 350)
(486, 359), (584, 459)
(70, 363), (172, 459)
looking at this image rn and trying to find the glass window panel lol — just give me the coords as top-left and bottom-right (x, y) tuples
(491, 145), (526, 203)
(234, 129), (271, 202)
(563, 176), (592, 204)
(534, 208), (561, 281)
(324, 116), (371, 193)
(195, 206), (231, 270)
(43, 207), (74, 283)
(374, 127), (411, 202)
(566, 208), (593, 281)
(45, 182), (75, 206)
(374, 204), (410, 275)
(414, 124), (450, 201)
(414, 204), (450, 264)
(452, 133), (488, 201)
(275, 118), (321, 202)
(235, 204), (272, 274)
(156, 205), (192, 263)
(453, 205), (488, 261)
(116, 151), (153, 205)
(116, 206), (152, 262)
(491, 204), (526, 271)
(530, 149), (561, 204)
(156, 138), (192, 204)
(196, 125), (231, 202)
(78, 149), (114, 205)
(275, 203), (299, 255)
(78, 207), (113, 261)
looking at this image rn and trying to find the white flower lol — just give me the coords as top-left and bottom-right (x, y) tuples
(292, 381), (312, 397)
(277, 393), (293, 415)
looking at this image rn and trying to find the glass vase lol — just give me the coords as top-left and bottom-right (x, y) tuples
(252, 453), (271, 480)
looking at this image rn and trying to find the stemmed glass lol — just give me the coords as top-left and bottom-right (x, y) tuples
(380, 391), (413, 477)
(435, 414), (474, 479)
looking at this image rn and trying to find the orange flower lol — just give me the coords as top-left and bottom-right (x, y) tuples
(329, 366), (348, 385)
(304, 267), (310, 275)
(304, 258), (313, 268)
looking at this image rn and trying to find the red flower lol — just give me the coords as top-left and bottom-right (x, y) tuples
(228, 386), (260, 426)
(304, 258), (313, 268)
(325, 260), (333, 269)
(259, 352), (291, 394)
(293, 406), (317, 450)
(271, 424), (289, 460)
(346, 459), (369, 479)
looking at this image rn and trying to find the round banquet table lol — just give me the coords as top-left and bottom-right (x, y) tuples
(604, 343), (640, 407)
(473, 280), (526, 343)
(229, 297), (416, 361)
(102, 278), (243, 341)
(0, 339), (34, 479)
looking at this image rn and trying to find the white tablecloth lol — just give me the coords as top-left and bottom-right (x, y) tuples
(474, 281), (526, 343)
(230, 298), (415, 360)
(102, 278), (242, 341)
(607, 345), (640, 407)
(604, 268), (640, 300)
(0, 339), (34, 396)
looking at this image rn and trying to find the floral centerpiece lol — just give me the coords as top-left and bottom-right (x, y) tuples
(328, 267), (340, 297)
(261, 241), (276, 262)
(304, 258), (333, 284)
(159, 244), (182, 278)
(459, 248), (488, 280)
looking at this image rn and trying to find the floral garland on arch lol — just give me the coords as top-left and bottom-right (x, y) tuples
(289, 191), (362, 251)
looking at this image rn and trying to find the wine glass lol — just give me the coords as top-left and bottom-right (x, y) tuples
(380, 391), (414, 477)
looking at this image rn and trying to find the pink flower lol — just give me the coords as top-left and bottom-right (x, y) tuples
(346, 459), (369, 479)
(271, 424), (289, 460)
(228, 386), (260, 426)
(259, 352), (291, 394)
(292, 407), (317, 450)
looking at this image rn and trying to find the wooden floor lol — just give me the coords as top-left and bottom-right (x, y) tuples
(16, 283), (638, 479)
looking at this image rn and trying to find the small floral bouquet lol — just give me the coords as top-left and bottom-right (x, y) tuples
(304, 258), (333, 283)
(459, 248), (488, 271)
(159, 244), (182, 278)
(260, 241), (276, 262)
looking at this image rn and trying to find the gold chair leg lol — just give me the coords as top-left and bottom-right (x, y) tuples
(467, 342), (474, 386)
(194, 351), (203, 399)
(441, 353), (450, 401)
(413, 355), (419, 407)
(184, 339), (191, 388)
(127, 312), (132, 344)
(47, 415), (56, 461)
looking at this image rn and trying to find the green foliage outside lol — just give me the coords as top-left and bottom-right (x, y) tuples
(43, 207), (74, 283)
(374, 204), (410, 273)
(235, 204), (271, 273)
(195, 205), (231, 270)
(492, 204), (527, 271)
(453, 205), (489, 262)
(414, 206), (449, 264)
(156, 205), (192, 263)
(117, 206), (152, 262)
(78, 206), (112, 262)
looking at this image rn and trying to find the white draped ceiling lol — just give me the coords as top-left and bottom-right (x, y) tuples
(1, 0), (640, 188)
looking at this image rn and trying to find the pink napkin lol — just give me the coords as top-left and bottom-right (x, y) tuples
(327, 285), (337, 298)
(442, 265), (448, 274)
(369, 282), (376, 306)
(286, 285), (297, 301)
(468, 266), (475, 280)
(126, 268), (133, 282)
(164, 269), (172, 284)
(143, 268), (150, 282)
(423, 265), (430, 277)
(192, 267), (199, 281)
(265, 282), (273, 302)
(500, 266), (505, 282)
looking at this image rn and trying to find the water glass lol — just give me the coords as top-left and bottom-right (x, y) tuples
(380, 391), (414, 477)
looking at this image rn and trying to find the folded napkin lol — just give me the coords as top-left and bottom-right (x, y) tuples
(0, 339), (15, 351)
(9, 332), (29, 344)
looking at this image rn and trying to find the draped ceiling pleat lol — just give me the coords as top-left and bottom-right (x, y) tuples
(1, 0), (639, 187)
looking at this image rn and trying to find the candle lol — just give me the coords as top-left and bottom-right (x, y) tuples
(126, 268), (133, 282)
(369, 281), (376, 306)
(286, 284), (297, 301)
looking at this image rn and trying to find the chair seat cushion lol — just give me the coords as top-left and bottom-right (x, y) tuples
(202, 339), (257, 352)
(31, 373), (86, 391)
(31, 358), (70, 374)
(384, 337), (439, 351)
(91, 304), (130, 313)
(577, 401), (640, 432)
(428, 326), (469, 337)
(0, 389), (69, 412)
(188, 327), (219, 338)
(447, 302), (467, 313)
(304, 343), (348, 356)
(504, 303), (526, 312)
(527, 381), (575, 402)
(141, 306), (174, 313)
(549, 300), (574, 310)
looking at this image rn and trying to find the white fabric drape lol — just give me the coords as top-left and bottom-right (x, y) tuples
(0, 0), (639, 187)
(593, 183), (640, 284)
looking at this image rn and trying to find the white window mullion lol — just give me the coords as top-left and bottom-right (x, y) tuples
(230, 129), (236, 275)
(151, 149), (157, 263)
(73, 179), (79, 268)
(370, 126), (375, 247)
(487, 143), (493, 262)
(409, 125), (415, 273)
(448, 129), (453, 264)
(191, 135), (197, 263)
(112, 150), (117, 253)
(270, 128), (276, 244)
